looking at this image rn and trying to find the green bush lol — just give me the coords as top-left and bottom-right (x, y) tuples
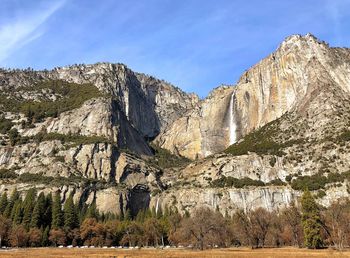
(316, 190), (326, 198)
(211, 176), (265, 188)
(34, 132), (112, 146)
(267, 178), (287, 186)
(0, 169), (18, 179)
(147, 144), (190, 169)
(269, 156), (277, 167)
(17, 172), (95, 187)
(285, 175), (293, 183)
(8, 128), (20, 146)
(337, 130), (350, 142)
(0, 117), (13, 134)
(290, 172), (350, 191)
(17, 173), (53, 184)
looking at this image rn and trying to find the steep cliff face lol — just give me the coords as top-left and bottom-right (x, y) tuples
(155, 33), (350, 159)
(154, 42), (350, 214)
(0, 63), (197, 139)
(234, 33), (350, 136)
(0, 63), (194, 215)
(155, 86), (234, 159)
(50, 63), (198, 138)
(1, 34), (350, 215)
(0, 139), (162, 215)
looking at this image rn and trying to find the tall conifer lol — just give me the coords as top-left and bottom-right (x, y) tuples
(52, 192), (63, 229)
(301, 190), (323, 249)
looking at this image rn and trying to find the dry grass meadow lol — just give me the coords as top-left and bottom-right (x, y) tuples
(0, 247), (350, 258)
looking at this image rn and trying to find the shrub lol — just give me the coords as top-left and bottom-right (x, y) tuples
(267, 178), (287, 186)
(147, 144), (190, 169)
(8, 129), (20, 146)
(337, 130), (350, 142)
(211, 176), (265, 188)
(17, 173), (53, 184)
(17, 173), (95, 187)
(0, 117), (13, 134)
(290, 172), (350, 191)
(33, 132), (112, 146)
(269, 156), (277, 167)
(0, 169), (18, 179)
(316, 190), (326, 198)
(285, 175), (293, 183)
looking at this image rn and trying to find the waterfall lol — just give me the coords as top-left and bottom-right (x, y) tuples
(229, 91), (237, 145)
(155, 198), (159, 214)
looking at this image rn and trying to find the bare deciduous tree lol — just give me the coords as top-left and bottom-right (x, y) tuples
(280, 202), (303, 247)
(0, 215), (11, 247)
(172, 207), (227, 250)
(9, 225), (28, 247)
(324, 199), (350, 250)
(49, 228), (66, 246)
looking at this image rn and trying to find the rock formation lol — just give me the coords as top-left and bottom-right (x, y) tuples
(156, 33), (350, 159)
(1, 33), (350, 215)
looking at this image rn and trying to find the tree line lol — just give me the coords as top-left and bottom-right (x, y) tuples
(0, 188), (349, 250)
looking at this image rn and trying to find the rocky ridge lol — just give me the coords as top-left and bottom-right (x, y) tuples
(1, 34), (350, 216)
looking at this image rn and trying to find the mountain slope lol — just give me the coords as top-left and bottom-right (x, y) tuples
(1, 34), (350, 216)
(153, 46), (350, 214)
(155, 33), (350, 159)
(0, 63), (196, 216)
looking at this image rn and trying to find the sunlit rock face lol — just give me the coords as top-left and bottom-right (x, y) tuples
(150, 187), (297, 216)
(0, 62), (198, 141)
(154, 86), (235, 159)
(155, 33), (350, 159)
(234, 33), (350, 136)
(1, 34), (350, 215)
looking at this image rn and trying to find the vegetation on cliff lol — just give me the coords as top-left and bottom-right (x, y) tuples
(0, 80), (103, 123)
(211, 176), (265, 188)
(225, 118), (304, 157)
(147, 144), (191, 169)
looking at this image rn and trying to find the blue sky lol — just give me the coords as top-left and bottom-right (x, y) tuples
(1, 0), (350, 97)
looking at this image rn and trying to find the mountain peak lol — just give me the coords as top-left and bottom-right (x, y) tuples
(282, 33), (321, 44)
(279, 33), (329, 51)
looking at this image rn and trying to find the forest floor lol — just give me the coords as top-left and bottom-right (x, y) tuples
(0, 247), (350, 258)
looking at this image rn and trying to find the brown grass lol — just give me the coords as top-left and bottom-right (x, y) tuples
(0, 247), (349, 258)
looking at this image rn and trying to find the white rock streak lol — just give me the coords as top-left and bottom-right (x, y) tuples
(229, 91), (237, 145)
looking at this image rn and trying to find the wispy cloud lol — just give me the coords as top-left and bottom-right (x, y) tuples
(0, 0), (65, 63)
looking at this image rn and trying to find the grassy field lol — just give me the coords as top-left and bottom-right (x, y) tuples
(0, 247), (350, 258)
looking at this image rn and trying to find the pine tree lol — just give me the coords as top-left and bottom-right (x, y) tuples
(301, 190), (323, 249)
(30, 192), (46, 228)
(63, 194), (78, 230)
(41, 226), (50, 246)
(78, 203), (88, 223)
(12, 199), (23, 225)
(43, 193), (53, 227)
(52, 192), (63, 229)
(0, 192), (8, 214)
(22, 188), (37, 228)
(86, 200), (98, 219)
(4, 189), (19, 218)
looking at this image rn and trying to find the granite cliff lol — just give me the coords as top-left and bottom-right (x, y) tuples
(1, 33), (350, 216)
